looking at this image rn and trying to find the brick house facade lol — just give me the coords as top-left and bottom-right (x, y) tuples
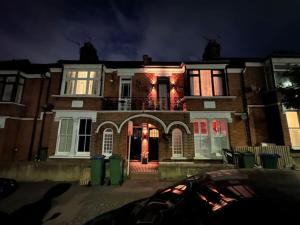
(0, 55), (299, 173)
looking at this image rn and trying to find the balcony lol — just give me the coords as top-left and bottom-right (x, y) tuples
(102, 97), (184, 111)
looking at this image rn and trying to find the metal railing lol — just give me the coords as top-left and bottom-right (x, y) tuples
(102, 97), (184, 111)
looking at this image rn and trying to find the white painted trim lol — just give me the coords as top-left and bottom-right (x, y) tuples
(184, 96), (237, 99)
(0, 117), (6, 128)
(50, 68), (62, 73)
(51, 95), (103, 98)
(227, 68), (243, 73)
(0, 115), (43, 121)
(0, 102), (26, 106)
(159, 161), (193, 165)
(49, 155), (90, 159)
(20, 72), (42, 78)
(170, 157), (187, 160)
(272, 58), (300, 64)
(116, 67), (185, 76)
(95, 121), (119, 133)
(0, 70), (18, 74)
(53, 110), (97, 122)
(292, 147), (300, 150)
(118, 113), (167, 133)
(186, 64), (227, 69)
(166, 121), (191, 134)
(245, 62), (264, 67)
(190, 111), (233, 123)
(63, 64), (103, 69)
(102, 128), (113, 157)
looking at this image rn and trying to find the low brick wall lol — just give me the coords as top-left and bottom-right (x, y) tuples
(158, 161), (235, 180)
(0, 159), (90, 182)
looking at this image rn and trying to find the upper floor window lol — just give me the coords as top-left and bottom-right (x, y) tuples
(188, 69), (226, 96)
(63, 70), (101, 95)
(0, 75), (24, 103)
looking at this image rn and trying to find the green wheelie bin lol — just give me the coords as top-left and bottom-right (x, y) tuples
(260, 153), (280, 169)
(91, 155), (105, 185)
(109, 154), (123, 185)
(239, 152), (255, 168)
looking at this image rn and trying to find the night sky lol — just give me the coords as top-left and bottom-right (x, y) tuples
(1, 0), (300, 63)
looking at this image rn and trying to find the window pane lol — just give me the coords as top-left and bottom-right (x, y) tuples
(86, 119), (92, 134)
(121, 83), (130, 98)
(212, 70), (222, 75)
(212, 119), (218, 136)
(89, 71), (96, 78)
(78, 136), (85, 152)
(200, 120), (208, 135)
(213, 76), (224, 96)
(3, 84), (13, 101)
(200, 70), (212, 96)
(88, 80), (93, 95)
(76, 80), (87, 94)
(92, 80), (98, 95)
(189, 70), (199, 75)
(65, 80), (75, 94)
(78, 71), (88, 78)
(289, 129), (300, 147)
(15, 85), (23, 103)
(58, 136), (67, 152)
(19, 78), (25, 84)
(79, 119), (86, 135)
(286, 112), (299, 128)
(172, 129), (183, 156)
(67, 120), (73, 134)
(85, 136), (90, 152)
(190, 76), (200, 95)
(6, 77), (16, 82)
(194, 121), (199, 134)
(220, 120), (226, 135)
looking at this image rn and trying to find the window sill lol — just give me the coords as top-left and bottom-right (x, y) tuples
(52, 95), (103, 98)
(170, 156), (187, 160)
(184, 96), (237, 99)
(291, 147), (300, 150)
(0, 102), (26, 107)
(49, 155), (90, 159)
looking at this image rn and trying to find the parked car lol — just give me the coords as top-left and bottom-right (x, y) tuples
(85, 169), (300, 225)
(0, 178), (17, 200)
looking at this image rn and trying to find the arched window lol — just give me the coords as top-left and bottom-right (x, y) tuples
(102, 128), (113, 157)
(172, 128), (183, 158)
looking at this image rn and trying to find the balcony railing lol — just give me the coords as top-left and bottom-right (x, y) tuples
(102, 97), (184, 111)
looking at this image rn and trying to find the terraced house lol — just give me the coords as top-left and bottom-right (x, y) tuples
(0, 48), (299, 179)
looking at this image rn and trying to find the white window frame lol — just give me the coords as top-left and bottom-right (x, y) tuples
(172, 128), (183, 159)
(118, 77), (132, 110)
(56, 118), (74, 155)
(76, 118), (92, 156)
(61, 69), (102, 96)
(102, 128), (113, 158)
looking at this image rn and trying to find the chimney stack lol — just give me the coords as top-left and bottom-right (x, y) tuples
(143, 54), (152, 65)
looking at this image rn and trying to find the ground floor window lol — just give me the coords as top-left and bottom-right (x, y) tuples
(102, 128), (113, 157)
(56, 118), (92, 156)
(193, 118), (228, 158)
(286, 111), (300, 149)
(172, 128), (183, 158)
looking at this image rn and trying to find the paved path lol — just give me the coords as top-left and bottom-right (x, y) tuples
(0, 175), (173, 225)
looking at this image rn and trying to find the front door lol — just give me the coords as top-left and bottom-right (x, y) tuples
(148, 128), (159, 161)
(130, 128), (141, 160)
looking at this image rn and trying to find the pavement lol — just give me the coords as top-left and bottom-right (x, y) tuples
(0, 175), (174, 225)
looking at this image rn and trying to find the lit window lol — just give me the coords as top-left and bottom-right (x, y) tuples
(58, 119), (73, 153)
(64, 70), (100, 95)
(172, 128), (183, 157)
(0, 75), (24, 103)
(150, 129), (159, 138)
(189, 69), (225, 96)
(102, 128), (113, 157)
(77, 119), (92, 152)
(286, 112), (300, 148)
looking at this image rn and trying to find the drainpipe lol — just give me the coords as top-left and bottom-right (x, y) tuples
(28, 73), (46, 161)
(240, 66), (252, 146)
(37, 72), (51, 159)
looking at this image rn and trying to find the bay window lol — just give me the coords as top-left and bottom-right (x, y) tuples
(63, 70), (101, 95)
(286, 111), (300, 149)
(189, 69), (226, 96)
(0, 75), (24, 103)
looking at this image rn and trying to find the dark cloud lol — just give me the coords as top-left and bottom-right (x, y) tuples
(0, 0), (300, 63)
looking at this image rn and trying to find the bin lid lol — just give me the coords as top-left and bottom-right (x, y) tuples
(91, 154), (105, 160)
(109, 154), (122, 159)
(259, 153), (280, 158)
(242, 151), (255, 155)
